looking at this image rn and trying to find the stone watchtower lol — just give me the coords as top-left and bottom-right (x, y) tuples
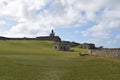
(50, 29), (55, 38)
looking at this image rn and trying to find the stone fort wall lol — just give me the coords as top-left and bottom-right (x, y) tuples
(88, 48), (120, 59)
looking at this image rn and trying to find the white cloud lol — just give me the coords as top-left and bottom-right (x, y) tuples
(0, 0), (119, 42)
(0, 20), (6, 24)
(81, 23), (110, 39)
(4, 22), (54, 37)
(81, 0), (120, 40)
(82, 19), (120, 39)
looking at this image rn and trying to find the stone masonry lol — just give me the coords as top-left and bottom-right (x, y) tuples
(88, 48), (120, 59)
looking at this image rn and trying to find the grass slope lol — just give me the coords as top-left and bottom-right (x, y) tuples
(0, 40), (120, 80)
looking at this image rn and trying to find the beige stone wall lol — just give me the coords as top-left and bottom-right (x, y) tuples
(88, 48), (120, 59)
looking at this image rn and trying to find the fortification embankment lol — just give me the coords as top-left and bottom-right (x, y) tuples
(88, 48), (120, 59)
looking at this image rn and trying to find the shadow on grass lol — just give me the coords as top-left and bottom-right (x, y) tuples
(78, 53), (89, 56)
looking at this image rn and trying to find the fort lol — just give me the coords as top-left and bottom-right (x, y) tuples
(54, 42), (70, 51)
(0, 30), (61, 42)
(88, 48), (120, 59)
(0, 30), (120, 58)
(0, 30), (79, 51)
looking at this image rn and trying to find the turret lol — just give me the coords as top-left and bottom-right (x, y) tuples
(50, 29), (55, 38)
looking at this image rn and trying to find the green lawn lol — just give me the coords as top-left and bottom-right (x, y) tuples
(0, 40), (120, 80)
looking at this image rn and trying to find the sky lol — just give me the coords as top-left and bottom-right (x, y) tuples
(0, 0), (120, 48)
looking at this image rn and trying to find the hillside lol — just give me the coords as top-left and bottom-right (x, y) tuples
(0, 40), (120, 80)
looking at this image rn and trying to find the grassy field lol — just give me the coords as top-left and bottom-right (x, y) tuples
(0, 40), (120, 80)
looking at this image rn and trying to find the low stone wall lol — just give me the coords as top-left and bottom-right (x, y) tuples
(88, 48), (120, 59)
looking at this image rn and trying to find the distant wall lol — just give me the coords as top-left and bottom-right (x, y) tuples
(88, 48), (120, 59)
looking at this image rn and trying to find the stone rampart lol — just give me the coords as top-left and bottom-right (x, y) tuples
(88, 48), (120, 59)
